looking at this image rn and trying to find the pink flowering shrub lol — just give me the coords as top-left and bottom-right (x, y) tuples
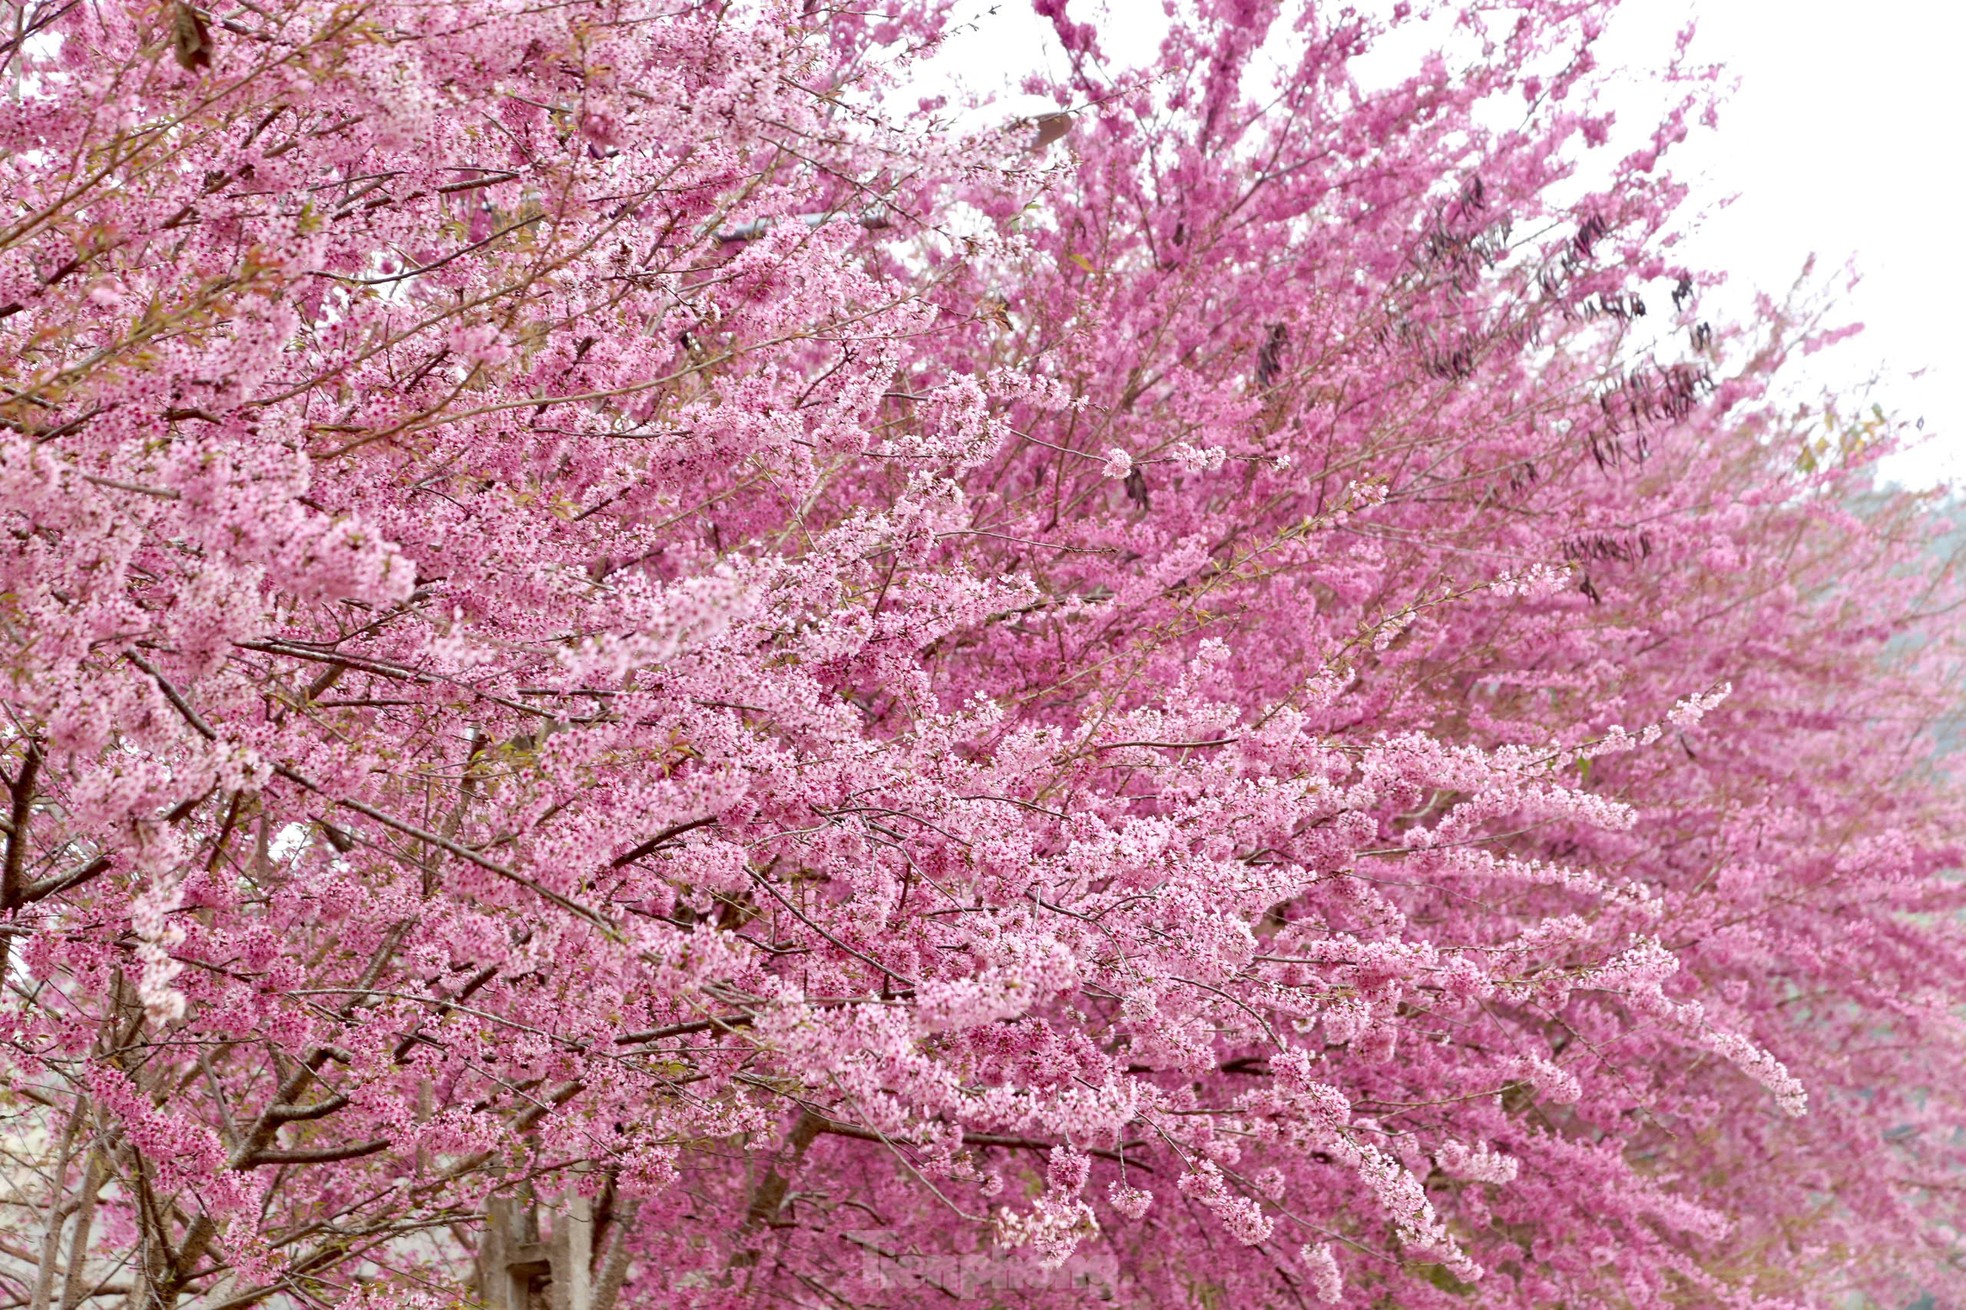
(2, 0), (1963, 1307)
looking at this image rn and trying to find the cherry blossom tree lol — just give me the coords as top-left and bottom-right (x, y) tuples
(2, 0), (1963, 1307)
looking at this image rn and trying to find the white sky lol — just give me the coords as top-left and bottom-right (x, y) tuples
(903, 0), (1966, 489)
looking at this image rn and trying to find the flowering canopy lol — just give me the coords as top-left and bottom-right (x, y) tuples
(2, 0), (1963, 1307)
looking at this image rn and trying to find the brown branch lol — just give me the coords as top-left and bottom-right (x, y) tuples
(391, 963), (497, 1063)
(811, 1116), (1151, 1170)
(129, 648), (610, 931)
(241, 1140), (389, 1166)
(126, 652), (217, 739)
(614, 1013), (753, 1045)
(21, 781), (204, 905)
(608, 815), (719, 868)
(162, 933), (408, 1282)
(746, 869), (915, 988)
(273, 768), (616, 934)
(730, 1109), (825, 1271)
(260, 1094), (350, 1124)
(24, 852), (110, 905)
(2, 738), (43, 912)
(59, 1148), (106, 1310)
(589, 1197), (642, 1310)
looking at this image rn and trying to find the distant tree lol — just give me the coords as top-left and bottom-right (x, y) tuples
(1, 0), (1962, 1307)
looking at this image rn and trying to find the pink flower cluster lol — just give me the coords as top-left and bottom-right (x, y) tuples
(0, 0), (1962, 1307)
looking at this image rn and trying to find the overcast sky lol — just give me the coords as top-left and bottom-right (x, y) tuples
(1600, 0), (1964, 488)
(905, 0), (1965, 489)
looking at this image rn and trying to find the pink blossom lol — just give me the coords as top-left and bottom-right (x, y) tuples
(0, 0), (1958, 1306)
